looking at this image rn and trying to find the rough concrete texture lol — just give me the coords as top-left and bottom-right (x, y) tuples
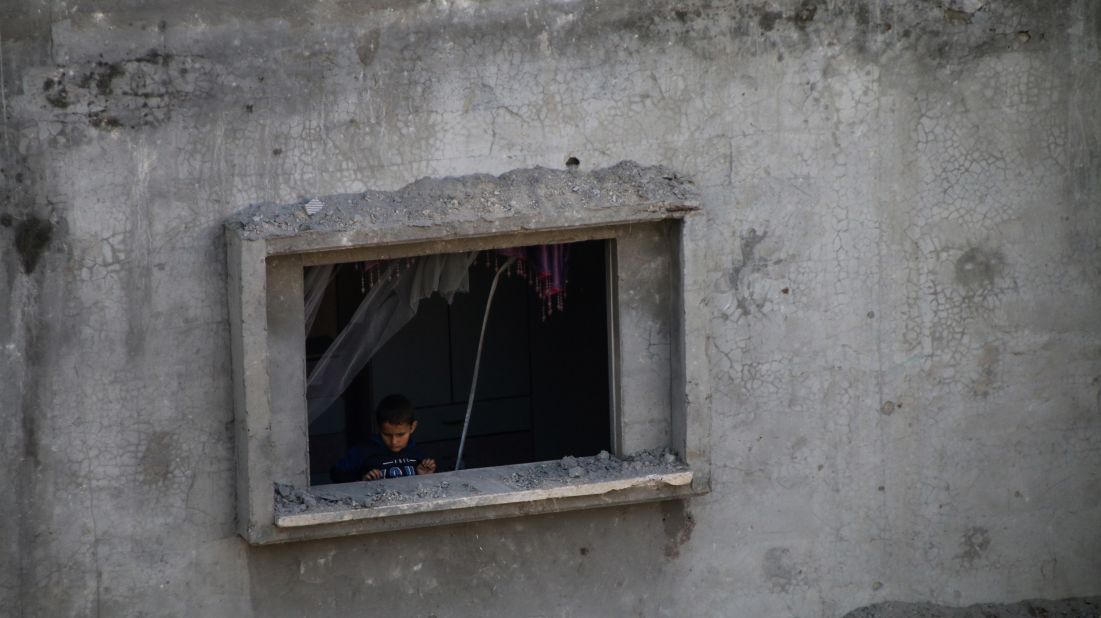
(1, 0), (1099, 616)
(274, 449), (686, 517)
(843, 596), (1101, 618)
(228, 160), (697, 241)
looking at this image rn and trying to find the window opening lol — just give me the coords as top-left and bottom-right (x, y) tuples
(225, 161), (706, 543)
(306, 239), (611, 485)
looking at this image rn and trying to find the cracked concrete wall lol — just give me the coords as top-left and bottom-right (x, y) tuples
(2, 0), (1099, 615)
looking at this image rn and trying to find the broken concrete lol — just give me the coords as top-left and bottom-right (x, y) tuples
(273, 449), (688, 519)
(226, 161), (697, 242)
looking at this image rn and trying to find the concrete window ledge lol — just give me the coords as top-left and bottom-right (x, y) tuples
(271, 454), (693, 541)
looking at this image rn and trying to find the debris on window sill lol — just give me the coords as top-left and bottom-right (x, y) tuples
(274, 449), (692, 528)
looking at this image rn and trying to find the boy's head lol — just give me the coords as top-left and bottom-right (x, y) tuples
(375, 394), (417, 453)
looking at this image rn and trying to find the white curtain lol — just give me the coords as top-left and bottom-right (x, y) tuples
(303, 263), (337, 335)
(305, 252), (479, 424)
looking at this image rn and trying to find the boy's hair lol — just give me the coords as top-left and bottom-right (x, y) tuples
(375, 394), (416, 427)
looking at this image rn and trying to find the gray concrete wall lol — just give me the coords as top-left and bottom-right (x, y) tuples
(2, 0), (1099, 615)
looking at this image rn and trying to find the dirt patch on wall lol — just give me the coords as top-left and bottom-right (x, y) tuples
(37, 51), (211, 130)
(660, 500), (695, 558)
(13, 216), (53, 274)
(843, 597), (1101, 618)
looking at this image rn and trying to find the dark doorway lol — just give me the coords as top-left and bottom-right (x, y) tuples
(307, 240), (611, 485)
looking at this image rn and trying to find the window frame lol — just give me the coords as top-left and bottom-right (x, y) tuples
(225, 164), (711, 545)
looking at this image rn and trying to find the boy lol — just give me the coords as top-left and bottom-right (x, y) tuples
(330, 394), (437, 483)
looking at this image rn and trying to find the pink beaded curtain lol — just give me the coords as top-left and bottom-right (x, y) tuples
(495, 243), (569, 318)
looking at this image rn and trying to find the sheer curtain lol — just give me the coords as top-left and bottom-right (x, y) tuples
(305, 252), (479, 424)
(303, 263), (337, 335)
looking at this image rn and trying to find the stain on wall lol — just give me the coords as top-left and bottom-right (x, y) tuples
(13, 216), (52, 275)
(729, 227), (769, 318)
(356, 29), (382, 67)
(661, 500), (696, 558)
(957, 526), (991, 568)
(970, 342), (1000, 398)
(36, 52), (209, 130)
(763, 547), (807, 593)
(954, 247), (1004, 289)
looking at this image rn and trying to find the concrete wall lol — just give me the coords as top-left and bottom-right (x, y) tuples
(2, 0), (1098, 615)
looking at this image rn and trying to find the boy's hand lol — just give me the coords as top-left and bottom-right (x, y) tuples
(416, 458), (436, 475)
(363, 469), (383, 481)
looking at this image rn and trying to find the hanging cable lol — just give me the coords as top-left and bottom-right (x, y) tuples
(455, 256), (516, 471)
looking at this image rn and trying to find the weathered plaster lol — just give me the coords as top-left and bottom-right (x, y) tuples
(2, 0), (1099, 615)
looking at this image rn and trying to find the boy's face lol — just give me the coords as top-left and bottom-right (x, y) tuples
(379, 420), (417, 452)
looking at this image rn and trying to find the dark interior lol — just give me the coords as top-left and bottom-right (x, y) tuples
(307, 240), (611, 485)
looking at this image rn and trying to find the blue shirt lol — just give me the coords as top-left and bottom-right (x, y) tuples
(330, 435), (427, 482)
